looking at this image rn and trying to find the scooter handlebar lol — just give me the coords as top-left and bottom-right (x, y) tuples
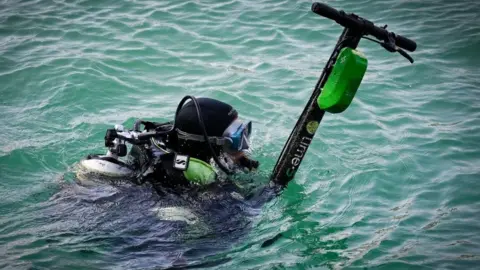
(393, 33), (417, 52)
(311, 2), (416, 52)
(311, 2), (340, 22)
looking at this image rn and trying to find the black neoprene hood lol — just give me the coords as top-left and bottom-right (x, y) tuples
(175, 97), (238, 137)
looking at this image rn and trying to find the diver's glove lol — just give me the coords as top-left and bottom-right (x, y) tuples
(134, 156), (161, 185)
(216, 153), (259, 175)
(238, 156), (259, 171)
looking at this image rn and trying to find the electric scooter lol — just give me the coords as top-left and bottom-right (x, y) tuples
(271, 2), (416, 187)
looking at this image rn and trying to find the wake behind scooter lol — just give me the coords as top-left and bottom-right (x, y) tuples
(271, 2), (417, 187)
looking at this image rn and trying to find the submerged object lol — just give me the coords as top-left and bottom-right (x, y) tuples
(152, 206), (199, 225)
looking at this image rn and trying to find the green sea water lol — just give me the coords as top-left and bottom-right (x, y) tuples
(1, 0), (480, 269)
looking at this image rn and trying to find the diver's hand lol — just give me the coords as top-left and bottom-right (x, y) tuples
(238, 156), (259, 171)
(219, 152), (259, 173)
(104, 129), (118, 147)
(228, 151), (259, 171)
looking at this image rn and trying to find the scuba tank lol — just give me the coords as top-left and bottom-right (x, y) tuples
(76, 124), (135, 180)
(77, 120), (172, 181)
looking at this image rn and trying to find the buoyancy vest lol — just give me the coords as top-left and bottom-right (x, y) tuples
(130, 138), (217, 187)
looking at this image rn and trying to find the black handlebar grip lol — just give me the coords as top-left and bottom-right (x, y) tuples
(394, 33), (417, 52)
(311, 2), (341, 22)
(312, 2), (417, 52)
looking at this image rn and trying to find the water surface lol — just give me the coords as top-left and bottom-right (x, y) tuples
(1, 0), (480, 269)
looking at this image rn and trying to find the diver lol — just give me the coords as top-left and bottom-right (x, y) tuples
(129, 96), (260, 190)
(80, 96), (260, 192)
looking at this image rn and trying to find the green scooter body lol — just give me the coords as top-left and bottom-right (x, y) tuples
(318, 47), (368, 113)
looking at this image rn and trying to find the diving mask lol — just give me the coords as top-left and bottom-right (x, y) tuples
(175, 119), (252, 153)
(222, 119), (252, 153)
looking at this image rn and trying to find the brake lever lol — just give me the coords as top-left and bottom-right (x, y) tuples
(380, 32), (414, 64)
(380, 42), (414, 63)
(397, 48), (414, 63)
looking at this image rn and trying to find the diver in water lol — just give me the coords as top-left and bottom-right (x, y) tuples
(129, 96), (260, 190)
(80, 96), (260, 193)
